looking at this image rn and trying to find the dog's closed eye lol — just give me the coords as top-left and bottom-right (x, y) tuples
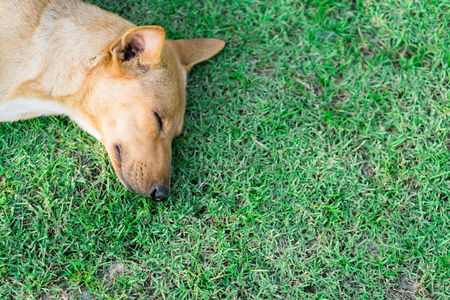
(153, 111), (163, 131)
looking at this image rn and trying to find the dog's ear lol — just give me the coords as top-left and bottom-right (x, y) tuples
(168, 39), (225, 72)
(110, 26), (165, 66)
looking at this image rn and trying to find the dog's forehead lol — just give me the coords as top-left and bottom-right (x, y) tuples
(138, 65), (180, 109)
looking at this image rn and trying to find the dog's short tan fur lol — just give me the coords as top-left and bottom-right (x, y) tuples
(0, 0), (224, 200)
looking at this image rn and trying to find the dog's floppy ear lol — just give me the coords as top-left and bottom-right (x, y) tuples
(110, 26), (165, 66)
(168, 39), (225, 72)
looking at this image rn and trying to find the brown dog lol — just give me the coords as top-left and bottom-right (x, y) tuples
(0, 0), (224, 200)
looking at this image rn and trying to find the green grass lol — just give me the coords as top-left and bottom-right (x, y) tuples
(1, 0), (450, 298)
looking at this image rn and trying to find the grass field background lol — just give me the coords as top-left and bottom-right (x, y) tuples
(1, 0), (450, 298)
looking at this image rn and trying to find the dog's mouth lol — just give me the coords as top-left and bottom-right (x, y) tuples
(114, 144), (122, 165)
(119, 170), (135, 193)
(113, 144), (136, 193)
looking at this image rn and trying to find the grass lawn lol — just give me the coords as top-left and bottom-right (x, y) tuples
(1, 0), (450, 298)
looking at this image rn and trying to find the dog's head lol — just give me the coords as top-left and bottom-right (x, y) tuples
(85, 26), (224, 200)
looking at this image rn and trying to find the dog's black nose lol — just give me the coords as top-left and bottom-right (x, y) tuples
(150, 185), (169, 201)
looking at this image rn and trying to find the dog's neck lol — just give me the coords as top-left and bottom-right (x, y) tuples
(0, 0), (135, 102)
(0, 0), (135, 137)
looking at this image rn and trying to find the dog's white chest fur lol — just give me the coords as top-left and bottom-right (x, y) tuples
(0, 97), (101, 140)
(0, 98), (69, 122)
